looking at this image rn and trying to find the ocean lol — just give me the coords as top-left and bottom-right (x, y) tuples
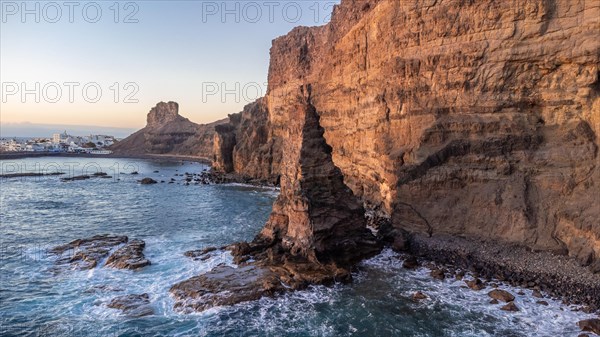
(0, 157), (594, 337)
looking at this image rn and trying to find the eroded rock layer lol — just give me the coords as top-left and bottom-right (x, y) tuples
(214, 0), (600, 267)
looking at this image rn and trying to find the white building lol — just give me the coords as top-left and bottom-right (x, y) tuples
(52, 131), (69, 144)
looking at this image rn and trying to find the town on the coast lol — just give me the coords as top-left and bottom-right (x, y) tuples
(0, 131), (117, 154)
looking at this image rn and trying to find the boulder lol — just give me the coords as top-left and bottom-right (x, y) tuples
(578, 319), (600, 335)
(430, 269), (445, 280)
(412, 291), (427, 301)
(488, 289), (515, 303)
(500, 302), (519, 312)
(140, 178), (158, 185)
(402, 256), (419, 270)
(465, 278), (485, 291)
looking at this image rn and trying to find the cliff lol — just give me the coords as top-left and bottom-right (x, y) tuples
(214, 0), (600, 270)
(111, 101), (227, 159)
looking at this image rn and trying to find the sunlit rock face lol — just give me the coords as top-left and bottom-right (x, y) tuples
(112, 101), (227, 159)
(214, 0), (600, 268)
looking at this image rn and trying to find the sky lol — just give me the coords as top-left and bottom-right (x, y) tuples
(0, 0), (340, 137)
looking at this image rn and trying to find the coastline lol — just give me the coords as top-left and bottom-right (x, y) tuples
(0, 152), (212, 164)
(404, 233), (600, 311)
(2, 151), (597, 314)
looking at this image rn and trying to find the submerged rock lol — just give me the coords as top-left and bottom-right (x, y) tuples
(500, 302), (520, 312)
(184, 247), (218, 260)
(0, 172), (64, 178)
(412, 291), (427, 301)
(140, 178), (158, 185)
(170, 265), (283, 313)
(107, 293), (154, 317)
(430, 268), (445, 280)
(105, 239), (150, 270)
(402, 256), (419, 270)
(61, 175), (91, 182)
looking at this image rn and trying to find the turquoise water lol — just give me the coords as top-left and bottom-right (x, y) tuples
(0, 157), (594, 336)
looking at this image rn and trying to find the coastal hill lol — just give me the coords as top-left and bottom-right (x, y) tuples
(110, 101), (227, 159)
(212, 0), (600, 271)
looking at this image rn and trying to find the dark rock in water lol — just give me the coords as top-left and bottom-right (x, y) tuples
(92, 172), (108, 176)
(466, 278), (485, 291)
(140, 178), (158, 185)
(84, 285), (124, 294)
(488, 289), (515, 303)
(537, 300), (549, 306)
(170, 265), (284, 313)
(184, 247), (218, 260)
(105, 239), (150, 270)
(500, 301), (519, 312)
(61, 175), (91, 182)
(578, 319), (600, 335)
(412, 291), (427, 301)
(153, 170), (159, 173)
(50, 235), (128, 270)
(532, 289), (543, 298)
(402, 256), (419, 270)
(578, 334), (590, 337)
(391, 234), (408, 252)
(107, 293), (154, 317)
(430, 268), (445, 280)
(0, 172), (64, 178)
(490, 299), (499, 305)
(130, 171), (139, 175)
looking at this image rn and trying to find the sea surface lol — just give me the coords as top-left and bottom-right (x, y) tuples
(0, 157), (594, 337)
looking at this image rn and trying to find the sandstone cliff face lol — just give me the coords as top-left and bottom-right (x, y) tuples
(111, 102), (227, 159)
(215, 0), (600, 268)
(213, 98), (281, 183)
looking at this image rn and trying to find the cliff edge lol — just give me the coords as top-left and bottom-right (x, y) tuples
(214, 0), (600, 270)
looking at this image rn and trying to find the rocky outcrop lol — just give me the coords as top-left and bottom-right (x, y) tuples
(111, 101), (227, 159)
(254, 88), (381, 266)
(171, 91), (381, 312)
(107, 293), (154, 317)
(213, 0), (600, 269)
(50, 235), (150, 271)
(170, 265), (283, 313)
(50, 235), (128, 270)
(105, 239), (151, 270)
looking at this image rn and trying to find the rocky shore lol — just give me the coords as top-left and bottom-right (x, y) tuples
(403, 233), (600, 311)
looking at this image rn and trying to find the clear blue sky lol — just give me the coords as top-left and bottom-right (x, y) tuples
(0, 0), (340, 136)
